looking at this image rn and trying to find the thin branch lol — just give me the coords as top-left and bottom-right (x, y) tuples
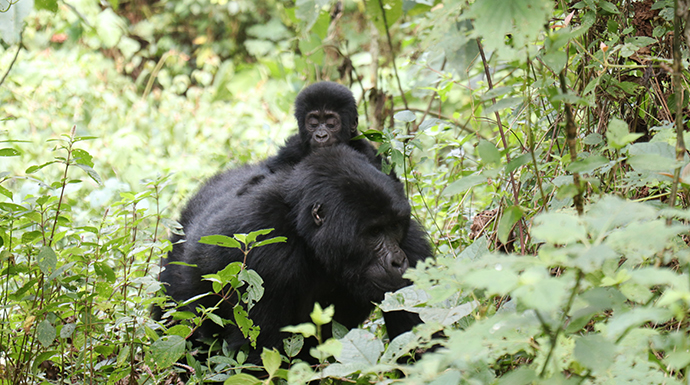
(0, 29), (23, 89)
(668, 0), (687, 212)
(559, 70), (584, 215)
(376, 0), (408, 110)
(476, 39), (526, 253)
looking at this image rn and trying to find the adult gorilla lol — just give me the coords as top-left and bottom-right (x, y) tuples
(158, 145), (431, 359)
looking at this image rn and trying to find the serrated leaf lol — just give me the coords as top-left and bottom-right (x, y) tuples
(419, 302), (477, 326)
(532, 212), (586, 244)
(606, 118), (642, 149)
(37, 319), (56, 348)
(337, 329), (382, 365)
(149, 335), (185, 368)
(37, 246), (57, 275)
(574, 334), (615, 372)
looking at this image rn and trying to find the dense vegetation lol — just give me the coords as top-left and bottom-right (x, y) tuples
(2, 0), (690, 383)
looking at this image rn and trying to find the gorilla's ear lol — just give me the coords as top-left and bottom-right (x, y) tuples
(350, 116), (358, 134)
(311, 203), (325, 226)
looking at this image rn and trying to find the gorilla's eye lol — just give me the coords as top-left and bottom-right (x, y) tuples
(311, 203), (324, 226)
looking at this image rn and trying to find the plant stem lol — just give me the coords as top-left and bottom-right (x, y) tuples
(476, 39), (526, 253)
(668, 0), (687, 212)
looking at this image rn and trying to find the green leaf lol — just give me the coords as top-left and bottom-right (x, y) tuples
(295, 0), (330, 34)
(337, 329), (383, 365)
(0, 0), (34, 44)
(199, 235), (241, 249)
(566, 155), (609, 173)
(419, 302), (477, 326)
(281, 323), (316, 338)
(253, 236), (287, 248)
(149, 335), (185, 368)
(497, 205), (523, 244)
(234, 305), (260, 347)
(367, 0), (403, 35)
(394, 110), (417, 122)
(606, 118), (642, 149)
(477, 140), (501, 165)
(261, 348), (282, 378)
(574, 334), (615, 372)
(465, 0), (552, 60)
(223, 373), (262, 385)
(532, 212), (586, 244)
(287, 362), (314, 385)
(0, 148), (20, 156)
(36, 319), (56, 348)
(37, 246), (57, 275)
(314, 338), (342, 360)
(506, 153), (532, 174)
(94, 261), (116, 282)
(283, 334), (304, 358)
(465, 268), (519, 296)
(512, 268), (570, 313)
(26, 161), (56, 174)
(310, 303), (334, 326)
(605, 307), (673, 340)
(244, 228), (273, 244)
(443, 174), (487, 196)
(95, 9), (125, 48)
(599, 1), (620, 13)
(484, 97), (523, 115)
(238, 268), (264, 310)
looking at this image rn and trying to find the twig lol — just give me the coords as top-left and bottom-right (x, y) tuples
(414, 58), (447, 134)
(376, 0), (408, 110)
(559, 70), (584, 215)
(668, 0), (687, 213)
(0, 29), (23, 89)
(539, 271), (583, 377)
(476, 39), (526, 253)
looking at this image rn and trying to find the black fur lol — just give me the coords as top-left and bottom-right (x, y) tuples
(265, 81), (381, 172)
(158, 146), (431, 360)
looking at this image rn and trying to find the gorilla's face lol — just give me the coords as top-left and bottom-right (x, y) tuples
(293, 151), (414, 303)
(305, 110), (343, 148)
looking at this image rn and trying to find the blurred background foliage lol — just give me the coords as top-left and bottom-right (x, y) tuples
(2, 0), (690, 383)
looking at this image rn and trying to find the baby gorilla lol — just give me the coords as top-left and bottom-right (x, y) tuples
(158, 145), (431, 361)
(265, 81), (382, 172)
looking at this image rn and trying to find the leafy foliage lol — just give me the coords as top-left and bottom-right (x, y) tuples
(2, 0), (690, 383)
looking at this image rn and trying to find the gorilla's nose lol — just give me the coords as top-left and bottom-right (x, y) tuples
(315, 131), (328, 142)
(390, 250), (409, 274)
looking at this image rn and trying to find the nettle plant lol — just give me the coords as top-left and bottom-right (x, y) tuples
(0, 131), (176, 384)
(401, 196), (690, 384)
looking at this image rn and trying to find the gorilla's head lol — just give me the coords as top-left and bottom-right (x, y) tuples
(287, 145), (412, 303)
